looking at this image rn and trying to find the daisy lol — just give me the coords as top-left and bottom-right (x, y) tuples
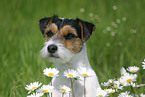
(113, 81), (123, 90)
(120, 67), (128, 76)
(118, 78), (129, 86)
(64, 69), (78, 97)
(58, 85), (71, 94)
(77, 67), (94, 78)
(37, 85), (54, 93)
(130, 82), (137, 87)
(142, 59), (145, 64)
(140, 93), (145, 97)
(105, 88), (115, 94)
(63, 69), (78, 78)
(43, 67), (59, 77)
(27, 92), (43, 97)
(120, 73), (137, 83)
(142, 59), (145, 69)
(101, 79), (115, 87)
(136, 84), (145, 87)
(142, 64), (145, 69)
(77, 67), (94, 97)
(96, 88), (108, 97)
(25, 82), (42, 94)
(127, 66), (139, 73)
(118, 91), (133, 97)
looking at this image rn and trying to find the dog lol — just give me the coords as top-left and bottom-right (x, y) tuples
(39, 15), (100, 97)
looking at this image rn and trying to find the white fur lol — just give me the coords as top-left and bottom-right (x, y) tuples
(40, 39), (73, 64)
(41, 39), (100, 97)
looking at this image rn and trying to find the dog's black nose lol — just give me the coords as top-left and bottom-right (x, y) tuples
(47, 44), (58, 53)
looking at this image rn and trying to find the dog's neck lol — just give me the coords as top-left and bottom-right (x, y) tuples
(55, 43), (92, 73)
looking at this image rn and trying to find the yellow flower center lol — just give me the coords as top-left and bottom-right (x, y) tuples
(32, 86), (36, 90)
(111, 91), (114, 93)
(122, 74), (124, 76)
(114, 86), (118, 89)
(131, 70), (135, 72)
(120, 82), (124, 86)
(68, 74), (73, 77)
(43, 90), (48, 93)
(62, 89), (66, 92)
(98, 95), (102, 97)
(48, 73), (54, 76)
(82, 73), (88, 77)
(126, 79), (132, 83)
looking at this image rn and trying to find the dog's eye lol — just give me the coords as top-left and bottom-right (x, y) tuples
(65, 33), (77, 40)
(46, 31), (53, 37)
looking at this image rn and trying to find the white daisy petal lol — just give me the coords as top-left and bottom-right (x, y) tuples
(63, 69), (78, 78)
(142, 59), (145, 69)
(127, 66), (139, 73)
(120, 67), (128, 76)
(77, 67), (94, 78)
(113, 81), (123, 90)
(27, 92), (43, 97)
(140, 93), (145, 97)
(101, 79), (115, 87)
(105, 88), (115, 93)
(142, 64), (145, 69)
(120, 73), (137, 83)
(37, 85), (54, 93)
(43, 67), (59, 77)
(136, 84), (145, 87)
(118, 91), (133, 97)
(58, 85), (71, 94)
(96, 88), (108, 97)
(130, 82), (137, 87)
(118, 78), (129, 86)
(25, 82), (42, 94)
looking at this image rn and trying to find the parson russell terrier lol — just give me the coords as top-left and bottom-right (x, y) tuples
(39, 15), (100, 97)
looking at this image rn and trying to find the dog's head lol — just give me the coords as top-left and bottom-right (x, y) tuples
(39, 15), (95, 63)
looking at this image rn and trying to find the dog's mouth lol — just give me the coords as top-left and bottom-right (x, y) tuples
(49, 54), (59, 58)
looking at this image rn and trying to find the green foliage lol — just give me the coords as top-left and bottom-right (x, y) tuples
(0, 0), (145, 96)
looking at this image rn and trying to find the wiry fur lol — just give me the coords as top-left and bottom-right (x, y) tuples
(41, 43), (100, 97)
(39, 16), (100, 97)
(40, 39), (73, 64)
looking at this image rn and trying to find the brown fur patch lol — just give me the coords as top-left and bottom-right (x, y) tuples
(63, 38), (83, 53)
(60, 25), (83, 53)
(50, 23), (58, 33)
(60, 25), (78, 36)
(44, 23), (58, 41)
(45, 23), (58, 34)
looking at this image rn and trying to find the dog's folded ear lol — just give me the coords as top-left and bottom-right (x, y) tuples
(39, 15), (58, 36)
(76, 18), (95, 42)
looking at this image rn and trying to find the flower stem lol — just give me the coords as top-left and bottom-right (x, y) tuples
(62, 93), (64, 97)
(84, 77), (86, 97)
(51, 81), (52, 97)
(70, 78), (75, 97)
(130, 85), (135, 96)
(46, 93), (49, 97)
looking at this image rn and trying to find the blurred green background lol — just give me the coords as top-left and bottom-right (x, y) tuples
(0, 0), (145, 96)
